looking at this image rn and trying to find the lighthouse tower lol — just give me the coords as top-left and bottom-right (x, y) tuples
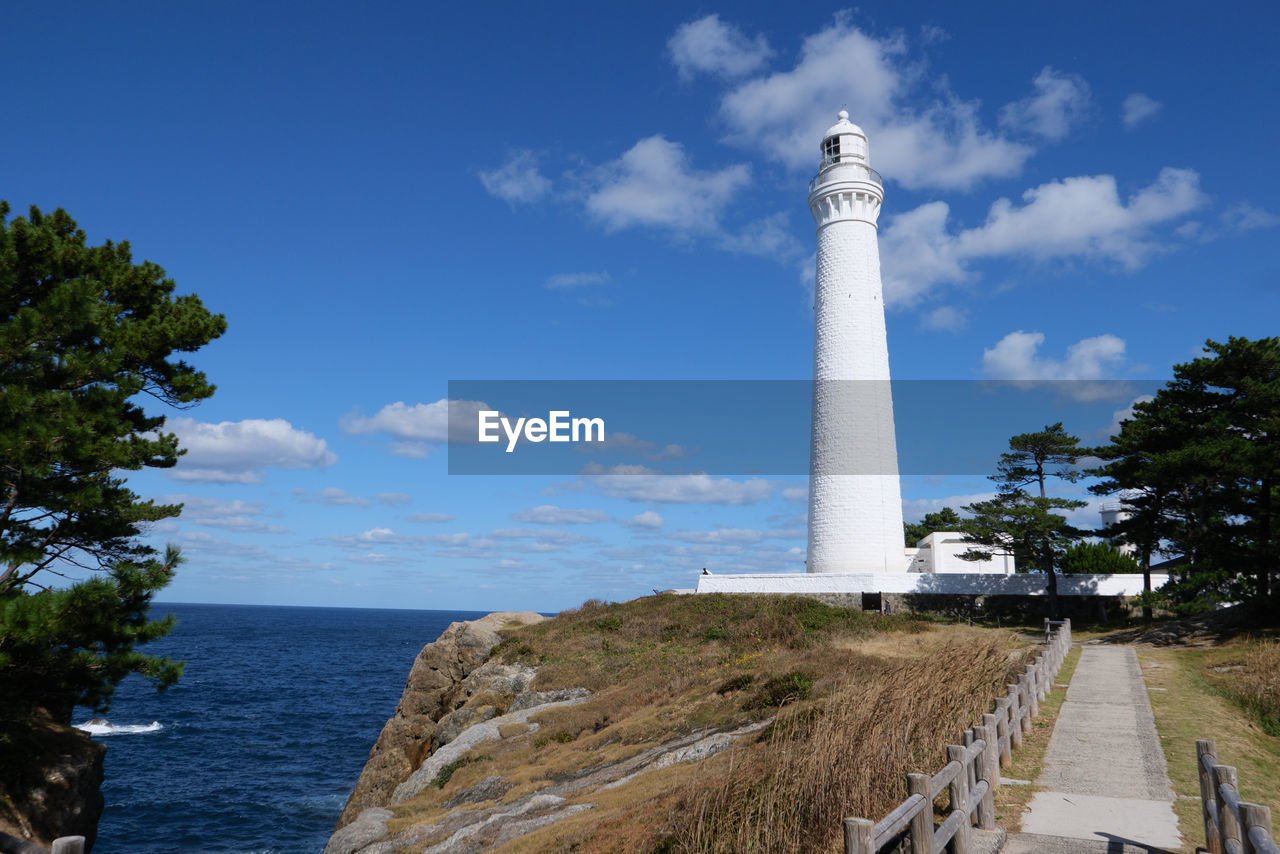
(806, 112), (906, 574)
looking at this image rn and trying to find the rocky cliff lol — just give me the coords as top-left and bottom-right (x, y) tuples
(0, 715), (105, 852)
(333, 611), (548, 831)
(326, 596), (1019, 854)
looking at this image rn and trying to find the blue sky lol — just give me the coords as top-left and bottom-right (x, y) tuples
(6, 2), (1278, 611)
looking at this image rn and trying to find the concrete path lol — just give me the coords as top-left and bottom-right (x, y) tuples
(1003, 645), (1182, 854)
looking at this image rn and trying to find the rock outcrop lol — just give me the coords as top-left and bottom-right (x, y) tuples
(326, 717), (772, 854)
(333, 611), (546, 830)
(0, 716), (106, 852)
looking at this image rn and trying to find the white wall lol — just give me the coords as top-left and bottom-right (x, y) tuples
(697, 571), (1168, 597)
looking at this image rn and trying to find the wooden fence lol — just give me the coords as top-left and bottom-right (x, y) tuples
(843, 618), (1073, 854)
(1197, 740), (1280, 854)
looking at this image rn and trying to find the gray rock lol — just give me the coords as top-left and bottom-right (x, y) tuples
(393, 693), (592, 803)
(443, 775), (513, 809)
(434, 705), (497, 750)
(509, 687), (591, 713)
(323, 807), (393, 854)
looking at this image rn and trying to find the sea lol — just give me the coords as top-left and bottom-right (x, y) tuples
(71, 603), (490, 854)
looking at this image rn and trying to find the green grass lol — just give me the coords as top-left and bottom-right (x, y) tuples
(431, 753), (493, 789)
(1139, 643), (1280, 853)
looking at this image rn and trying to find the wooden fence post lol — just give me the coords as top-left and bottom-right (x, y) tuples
(907, 773), (932, 854)
(947, 744), (970, 854)
(1240, 803), (1273, 854)
(1025, 664), (1039, 718)
(974, 726), (996, 829)
(1198, 739), (1221, 854)
(962, 730), (977, 801)
(1216, 765), (1242, 851)
(994, 697), (1011, 767)
(1019, 681), (1033, 734)
(51, 838), (85, 854)
(982, 713), (1001, 790)
(843, 817), (874, 854)
(1007, 685), (1023, 748)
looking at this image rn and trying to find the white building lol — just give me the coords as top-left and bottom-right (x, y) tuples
(806, 112), (905, 574)
(907, 532), (1015, 575)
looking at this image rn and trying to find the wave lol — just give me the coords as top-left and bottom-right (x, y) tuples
(75, 718), (164, 736)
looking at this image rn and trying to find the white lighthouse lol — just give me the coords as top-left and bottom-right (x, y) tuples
(806, 112), (906, 574)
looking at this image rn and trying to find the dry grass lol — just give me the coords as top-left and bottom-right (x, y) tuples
(388, 595), (1028, 853)
(1203, 638), (1280, 736)
(658, 636), (1022, 853)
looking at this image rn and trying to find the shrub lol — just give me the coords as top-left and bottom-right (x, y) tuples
(715, 674), (754, 695)
(743, 672), (814, 710)
(431, 753), (492, 789)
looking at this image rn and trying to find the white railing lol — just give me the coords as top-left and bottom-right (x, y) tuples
(843, 619), (1072, 854)
(810, 161), (883, 193)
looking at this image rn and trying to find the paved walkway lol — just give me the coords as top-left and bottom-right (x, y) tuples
(1003, 644), (1182, 854)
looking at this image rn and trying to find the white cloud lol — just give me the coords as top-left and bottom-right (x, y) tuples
(162, 495), (288, 534)
(582, 464), (775, 505)
(511, 505), (608, 525)
(901, 494), (991, 522)
(1220, 202), (1280, 231)
(718, 212), (805, 260)
(168, 418), (336, 483)
(668, 14), (772, 79)
(880, 168), (1204, 303)
(340, 398), (491, 457)
(585, 136), (751, 235)
(982, 331), (1127, 383)
(545, 271), (611, 290)
(669, 528), (764, 544)
(919, 305), (968, 332)
(293, 488), (411, 507)
(623, 510), (665, 530)
(330, 527), (428, 549)
(1121, 93), (1162, 129)
(999, 67), (1091, 140)
(585, 432), (687, 462)
(1100, 394), (1155, 440)
(958, 168), (1203, 264)
(781, 486), (807, 503)
(478, 150), (551, 205)
(429, 532), (473, 547)
(489, 527), (591, 544)
(408, 512), (455, 524)
(311, 487), (368, 507)
(715, 16), (1033, 190)
(175, 531), (273, 561)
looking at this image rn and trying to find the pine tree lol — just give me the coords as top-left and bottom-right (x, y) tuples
(958, 423), (1087, 619)
(904, 507), (963, 546)
(0, 202), (225, 722)
(1090, 337), (1280, 611)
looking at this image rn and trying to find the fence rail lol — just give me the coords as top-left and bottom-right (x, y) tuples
(1197, 740), (1280, 854)
(843, 618), (1072, 854)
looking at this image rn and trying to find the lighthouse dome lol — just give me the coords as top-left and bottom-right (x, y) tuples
(819, 110), (869, 168)
(824, 109), (864, 139)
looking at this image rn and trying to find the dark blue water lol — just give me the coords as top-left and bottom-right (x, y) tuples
(74, 603), (488, 854)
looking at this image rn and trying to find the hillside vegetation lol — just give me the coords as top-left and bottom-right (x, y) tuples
(386, 595), (1030, 853)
